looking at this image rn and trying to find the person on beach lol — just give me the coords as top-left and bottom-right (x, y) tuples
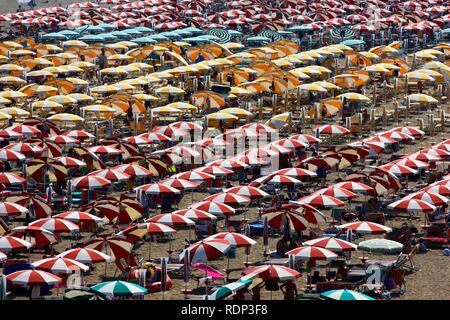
(280, 280), (297, 300)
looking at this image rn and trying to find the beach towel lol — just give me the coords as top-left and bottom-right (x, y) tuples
(191, 263), (225, 280)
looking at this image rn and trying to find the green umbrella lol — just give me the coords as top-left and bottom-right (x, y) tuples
(340, 39), (365, 46)
(148, 34), (170, 41)
(41, 32), (68, 40)
(132, 26), (154, 33)
(442, 28), (450, 35)
(228, 30), (242, 35)
(321, 289), (375, 300)
(78, 35), (106, 43)
(357, 239), (403, 254)
(98, 33), (118, 41)
(133, 37), (157, 44)
(123, 29), (143, 36)
(59, 30), (79, 36)
(75, 25), (104, 33)
(90, 281), (148, 297)
(278, 30), (294, 35)
(182, 27), (203, 34)
(110, 31), (132, 39)
(246, 36), (271, 42)
(207, 280), (253, 300)
(97, 23), (117, 31)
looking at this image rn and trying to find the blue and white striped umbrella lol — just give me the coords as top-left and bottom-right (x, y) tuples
(321, 289), (375, 300)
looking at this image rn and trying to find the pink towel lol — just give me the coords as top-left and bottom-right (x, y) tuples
(191, 263), (224, 279)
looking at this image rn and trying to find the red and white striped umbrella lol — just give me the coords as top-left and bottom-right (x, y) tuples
(6, 270), (61, 286)
(0, 172), (25, 185)
(286, 246), (338, 262)
(224, 186), (269, 199)
(295, 194), (345, 208)
(53, 211), (103, 224)
(0, 236), (32, 251)
(180, 239), (231, 264)
(266, 174), (302, 185)
(262, 210), (309, 231)
(0, 252), (6, 262)
(122, 136), (154, 146)
(45, 135), (79, 145)
(390, 126), (424, 137)
(272, 138), (308, 150)
(292, 15), (314, 22)
(332, 181), (373, 193)
(189, 200), (235, 216)
(71, 176), (111, 190)
(367, 135), (397, 145)
(147, 213), (195, 226)
(134, 183), (180, 194)
(273, 168), (317, 179)
(160, 178), (200, 190)
(204, 193), (251, 206)
(151, 126), (188, 138)
(54, 156), (86, 168)
(303, 237), (357, 252)
(378, 163), (418, 176)
(63, 130), (95, 140)
(7, 124), (41, 136)
(89, 169), (131, 182)
(87, 145), (124, 155)
(388, 198), (436, 212)
(393, 158), (429, 169)
(139, 132), (171, 143)
(5, 143), (43, 155)
(32, 257), (89, 274)
(407, 152), (441, 162)
(193, 166), (234, 176)
(378, 131), (414, 141)
(346, 14), (368, 23)
(241, 123), (276, 134)
(352, 24), (377, 31)
(206, 159), (249, 170)
(10, 226), (56, 246)
(421, 184), (450, 196)
(337, 221), (392, 234)
(0, 149), (25, 161)
(0, 129), (24, 139)
(422, 147), (450, 159)
(290, 134), (322, 144)
(173, 170), (214, 181)
(57, 248), (111, 263)
(29, 218), (79, 233)
(314, 124), (350, 135)
(0, 202), (29, 217)
(232, 155), (267, 166)
(241, 264), (301, 281)
(171, 209), (217, 221)
(112, 164), (153, 177)
(312, 187), (357, 200)
(404, 191), (449, 206)
(169, 121), (202, 132)
(206, 232), (256, 247)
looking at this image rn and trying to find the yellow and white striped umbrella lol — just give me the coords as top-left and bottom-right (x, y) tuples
(0, 90), (27, 99)
(165, 102), (197, 111)
(90, 85), (119, 95)
(128, 62), (153, 71)
(47, 113), (84, 123)
(337, 92), (371, 102)
(222, 42), (245, 50)
(113, 83), (136, 92)
(413, 69), (444, 82)
(117, 65), (141, 74)
(266, 112), (291, 129)
(230, 87), (253, 96)
(26, 70), (54, 78)
(133, 93), (159, 101)
(62, 40), (88, 48)
(192, 63), (211, 71)
(405, 94), (438, 104)
(46, 95), (77, 105)
(207, 112), (239, 121)
(100, 67), (128, 75)
(20, 84), (58, 95)
(0, 64), (25, 72)
(10, 49), (36, 58)
(81, 104), (116, 112)
(116, 41), (139, 49)
(32, 100), (64, 109)
(66, 78), (89, 85)
(295, 66), (322, 76)
(288, 69), (311, 80)
(0, 111), (11, 120)
(155, 86), (186, 95)
(105, 43), (129, 51)
(107, 54), (133, 61)
(66, 93), (95, 102)
(69, 61), (96, 69)
(169, 66), (199, 74)
(2, 41), (23, 49)
(0, 107), (30, 117)
(0, 55), (9, 63)
(404, 71), (435, 81)
(152, 71), (174, 79)
(363, 65), (391, 73)
(220, 107), (253, 118)
(151, 106), (183, 114)
(312, 81), (340, 90)
(412, 51), (437, 60)
(0, 96), (11, 104)
(297, 83), (327, 92)
(0, 76), (26, 85)
(120, 78), (149, 86)
(308, 65), (333, 74)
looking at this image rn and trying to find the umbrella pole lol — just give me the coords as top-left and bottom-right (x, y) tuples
(148, 238), (152, 261)
(205, 260), (209, 299)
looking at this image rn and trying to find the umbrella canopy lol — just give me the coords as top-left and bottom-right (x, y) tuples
(321, 289), (375, 300)
(286, 246), (338, 262)
(358, 239), (404, 254)
(303, 237), (357, 252)
(0, 236), (32, 251)
(180, 239), (231, 264)
(90, 281), (147, 297)
(57, 248), (111, 263)
(387, 198), (436, 212)
(241, 264), (301, 281)
(206, 232), (256, 247)
(337, 221), (392, 234)
(29, 218), (79, 234)
(6, 270), (61, 286)
(207, 279), (252, 300)
(32, 257), (89, 274)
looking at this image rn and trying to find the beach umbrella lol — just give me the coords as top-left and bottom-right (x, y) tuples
(390, 127), (424, 137)
(84, 234), (132, 261)
(314, 124), (350, 135)
(387, 199), (436, 212)
(29, 218), (79, 234)
(90, 281), (147, 297)
(53, 211), (102, 225)
(224, 186), (269, 199)
(112, 164), (153, 178)
(6, 270), (61, 286)
(32, 257), (89, 274)
(337, 221), (392, 234)
(71, 176), (111, 190)
(171, 209), (216, 222)
(358, 239), (403, 255)
(0, 202), (28, 217)
(303, 237), (357, 252)
(189, 201), (235, 216)
(0, 236), (31, 251)
(194, 166), (233, 176)
(421, 185), (450, 196)
(379, 163), (418, 176)
(147, 214), (195, 227)
(273, 168), (317, 180)
(206, 232), (256, 248)
(160, 178), (200, 190)
(294, 195), (345, 208)
(393, 158), (429, 169)
(58, 248), (111, 263)
(241, 265), (301, 281)
(207, 279), (252, 300)
(266, 175), (302, 186)
(286, 246), (338, 262)
(407, 152), (441, 163)
(321, 289), (375, 300)
(332, 181), (373, 193)
(89, 169), (130, 182)
(312, 187), (357, 200)
(204, 193), (251, 206)
(5, 143), (43, 156)
(4, 193), (51, 218)
(0, 149), (25, 161)
(54, 157), (86, 168)
(134, 183), (180, 195)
